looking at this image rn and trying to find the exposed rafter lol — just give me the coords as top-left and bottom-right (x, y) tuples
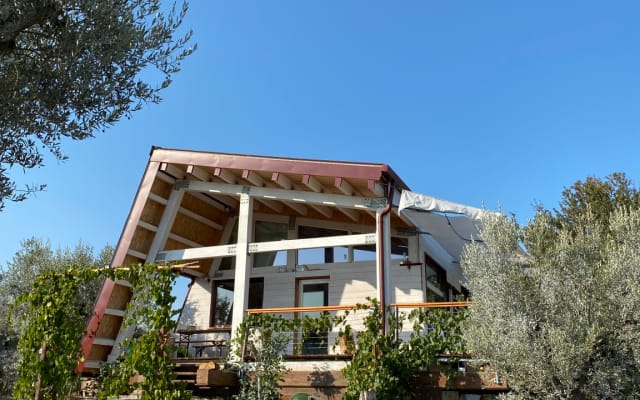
(271, 172), (294, 189)
(213, 167), (238, 184)
(177, 180), (384, 211)
(302, 174), (324, 193)
(334, 177), (356, 196)
(242, 170), (266, 187)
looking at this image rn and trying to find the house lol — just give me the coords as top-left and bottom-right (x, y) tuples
(79, 147), (507, 399)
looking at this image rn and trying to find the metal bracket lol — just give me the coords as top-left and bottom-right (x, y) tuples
(364, 197), (387, 209)
(173, 180), (191, 190)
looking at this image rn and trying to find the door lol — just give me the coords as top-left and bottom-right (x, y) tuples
(298, 279), (329, 355)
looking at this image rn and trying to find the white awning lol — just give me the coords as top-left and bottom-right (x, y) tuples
(398, 190), (491, 291)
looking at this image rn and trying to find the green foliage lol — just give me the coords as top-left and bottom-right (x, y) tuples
(98, 263), (189, 400)
(0, 0), (196, 209)
(232, 301), (467, 400)
(9, 261), (188, 399)
(13, 268), (99, 399)
(339, 299), (467, 400)
(231, 314), (295, 400)
(0, 238), (111, 396)
(526, 172), (640, 258)
(462, 206), (640, 399)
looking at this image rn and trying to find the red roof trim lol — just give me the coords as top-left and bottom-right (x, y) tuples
(148, 147), (410, 190)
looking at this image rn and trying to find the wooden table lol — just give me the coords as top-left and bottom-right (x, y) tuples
(175, 327), (231, 358)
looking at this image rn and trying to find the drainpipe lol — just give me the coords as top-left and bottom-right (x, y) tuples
(377, 182), (395, 336)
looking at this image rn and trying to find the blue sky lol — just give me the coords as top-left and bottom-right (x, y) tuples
(2, 1), (640, 269)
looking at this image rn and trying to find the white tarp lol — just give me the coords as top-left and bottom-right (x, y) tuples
(398, 190), (490, 291)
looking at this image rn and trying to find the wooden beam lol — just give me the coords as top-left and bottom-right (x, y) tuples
(146, 193), (223, 230)
(334, 177), (355, 196)
(126, 249), (147, 260)
(249, 233), (375, 253)
(271, 172), (293, 189)
(179, 180), (383, 211)
(178, 206), (223, 230)
(156, 244), (237, 263)
(282, 200), (308, 216)
(187, 165), (211, 182)
(368, 180), (385, 197)
(156, 233), (376, 263)
(213, 167), (238, 184)
(137, 220), (204, 248)
(242, 170), (266, 187)
(337, 207), (360, 222)
(302, 174), (324, 193)
(309, 203), (333, 218)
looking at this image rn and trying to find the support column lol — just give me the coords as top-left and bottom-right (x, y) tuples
(376, 208), (392, 335)
(231, 193), (254, 336)
(146, 186), (185, 263)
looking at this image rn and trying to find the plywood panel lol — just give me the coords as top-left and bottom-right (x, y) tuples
(87, 344), (112, 362)
(140, 198), (165, 226)
(129, 227), (155, 256)
(106, 284), (133, 310)
(181, 193), (231, 224)
(171, 213), (219, 247)
(150, 178), (173, 199)
(95, 314), (124, 339)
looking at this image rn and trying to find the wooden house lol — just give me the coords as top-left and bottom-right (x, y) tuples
(78, 147), (507, 399)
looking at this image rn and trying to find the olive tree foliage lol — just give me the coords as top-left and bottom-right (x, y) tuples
(0, 237), (112, 396)
(462, 174), (640, 399)
(0, 0), (195, 209)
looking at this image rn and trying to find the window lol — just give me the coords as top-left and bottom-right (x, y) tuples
(218, 220), (238, 270)
(425, 254), (447, 301)
(298, 279), (329, 355)
(210, 278), (264, 327)
(253, 221), (288, 268)
(297, 226), (348, 264)
(353, 237), (408, 262)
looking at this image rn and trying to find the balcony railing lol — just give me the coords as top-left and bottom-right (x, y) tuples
(241, 301), (471, 360)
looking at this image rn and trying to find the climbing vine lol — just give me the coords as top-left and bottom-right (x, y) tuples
(10, 263), (188, 400)
(232, 300), (468, 400)
(337, 298), (468, 400)
(13, 267), (99, 400)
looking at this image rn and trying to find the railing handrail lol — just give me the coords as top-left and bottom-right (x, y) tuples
(246, 304), (360, 314)
(390, 301), (473, 309)
(246, 301), (471, 315)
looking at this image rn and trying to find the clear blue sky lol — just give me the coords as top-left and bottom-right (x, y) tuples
(2, 1), (640, 269)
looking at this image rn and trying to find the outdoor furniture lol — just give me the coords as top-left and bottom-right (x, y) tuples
(174, 327), (231, 358)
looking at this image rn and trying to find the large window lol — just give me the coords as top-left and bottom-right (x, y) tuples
(298, 279), (329, 355)
(210, 278), (264, 327)
(297, 226), (348, 265)
(425, 254), (447, 302)
(353, 237), (408, 262)
(253, 221), (288, 268)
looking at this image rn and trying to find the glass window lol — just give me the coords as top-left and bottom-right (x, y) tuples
(253, 221), (288, 268)
(218, 221), (238, 270)
(210, 278), (264, 327)
(353, 237), (408, 262)
(297, 226), (348, 264)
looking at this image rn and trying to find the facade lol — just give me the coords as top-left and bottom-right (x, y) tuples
(79, 147), (506, 399)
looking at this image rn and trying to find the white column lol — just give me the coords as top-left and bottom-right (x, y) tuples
(146, 187), (185, 263)
(231, 193), (254, 336)
(375, 208), (392, 334)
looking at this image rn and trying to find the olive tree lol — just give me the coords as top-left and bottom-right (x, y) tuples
(462, 174), (640, 399)
(0, 0), (195, 209)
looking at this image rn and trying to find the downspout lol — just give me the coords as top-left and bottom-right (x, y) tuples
(377, 181), (395, 336)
